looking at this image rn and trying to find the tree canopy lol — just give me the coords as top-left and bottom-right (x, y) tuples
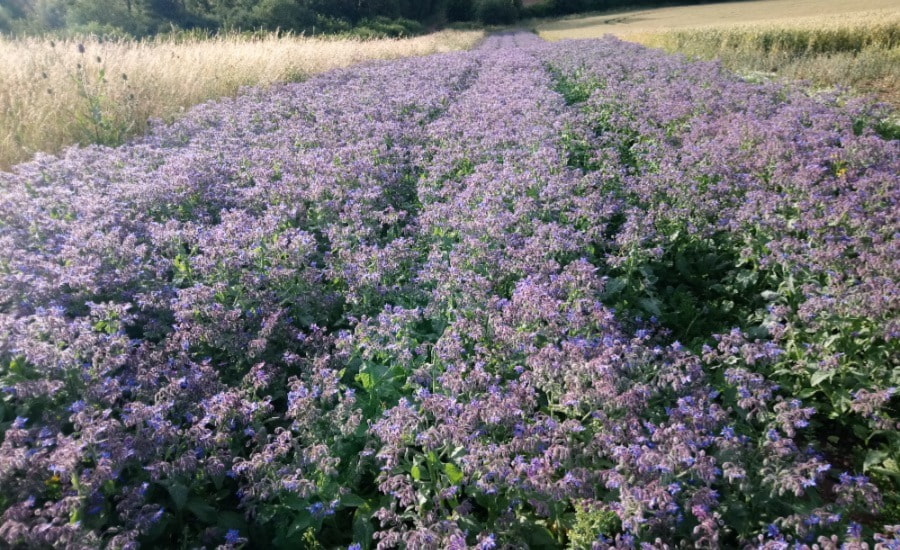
(0, 0), (731, 38)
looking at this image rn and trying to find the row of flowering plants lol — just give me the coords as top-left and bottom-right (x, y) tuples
(0, 32), (898, 548)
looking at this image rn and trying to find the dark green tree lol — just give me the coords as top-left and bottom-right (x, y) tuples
(446, 0), (474, 21)
(476, 0), (518, 24)
(251, 0), (316, 31)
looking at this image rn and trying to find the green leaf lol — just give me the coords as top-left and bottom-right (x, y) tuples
(852, 423), (870, 440)
(410, 464), (421, 481)
(9, 355), (27, 374)
(282, 494), (309, 512)
(70, 472), (83, 493)
(522, 523), (558, 546)
(864, 450), (889, 472)
(449, 445), (467, 460)
(797, 387), (818, 399)
(675, 252), (691, 276)
(353, 511), (375, 547)
(735, 269), (758, 289)
(355, 372), (374, 391)
(638, 265), (657, 284)
(166, 482), (188, 511)
(638, 297), (661, 317)
(186, 499), (218, 523)
(809, 370), (834, 387)
(217, 511), (248, 531)
(144, 514), (171, 542)
(287, 512), (312, 536)
(340, 493), (367, 508)
(871, 462), (900, 483)
(444, 463), (463, 485)
(602, 277), (627, 297)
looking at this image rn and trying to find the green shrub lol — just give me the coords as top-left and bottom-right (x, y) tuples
(310, 14), (352, 35)
(351, 16), (424, 38)
(447, 0), (476, 22)
(65, 0), (156, 36)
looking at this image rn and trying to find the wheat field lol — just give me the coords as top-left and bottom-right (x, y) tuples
(0, 30), (484, 171)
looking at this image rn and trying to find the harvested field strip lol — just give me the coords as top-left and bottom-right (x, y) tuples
(536, 0), (900, 40)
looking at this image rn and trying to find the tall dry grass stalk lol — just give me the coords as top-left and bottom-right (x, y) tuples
(623, 12), (900, 107)
(0, 30), (484, 170)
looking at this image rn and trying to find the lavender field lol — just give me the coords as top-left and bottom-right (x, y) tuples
(0, 32), (898, 549)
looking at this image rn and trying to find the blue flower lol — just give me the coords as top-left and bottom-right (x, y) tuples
(307, 502), (324, 517)
(225, 529), (241, 544)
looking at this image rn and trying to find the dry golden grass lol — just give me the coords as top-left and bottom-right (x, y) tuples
(0, 30), (484, 171)
(536, 1), (900, 107)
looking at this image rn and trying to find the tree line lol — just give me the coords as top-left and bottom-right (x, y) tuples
(0, 0), (727, 37)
